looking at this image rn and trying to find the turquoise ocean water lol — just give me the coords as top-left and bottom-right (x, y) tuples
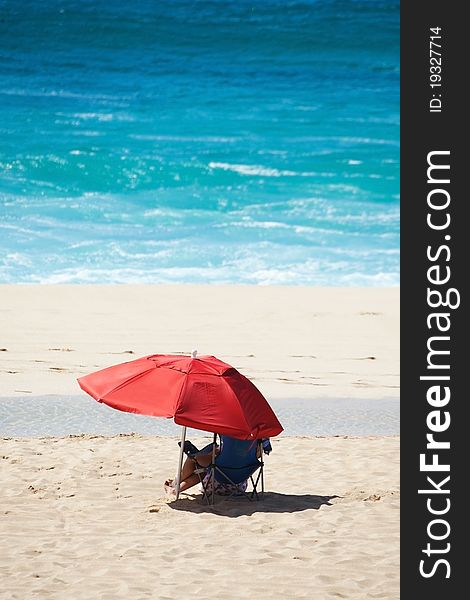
(0, 0), (399, 286)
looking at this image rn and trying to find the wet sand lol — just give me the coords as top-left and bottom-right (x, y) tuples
(0, 394), (399, 438)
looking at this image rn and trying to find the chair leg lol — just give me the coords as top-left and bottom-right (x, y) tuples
(249, 475), (259, 501)
(198, 466), (217, 505)
(193, 465), (206, 503)
(212, 466), (254, 502)
(250, 466), (264, 501)
(203, 461), (265, 504)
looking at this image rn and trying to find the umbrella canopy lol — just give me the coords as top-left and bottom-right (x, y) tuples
(77, 353), (283, 440)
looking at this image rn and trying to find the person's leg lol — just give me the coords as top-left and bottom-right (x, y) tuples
(178, 473), (200, 492)
(179, 453), (211, 480)
(180, 456), (197, 481)
(164, 453), (212, 496)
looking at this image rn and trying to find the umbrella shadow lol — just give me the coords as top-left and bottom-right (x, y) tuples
(167, 492), (338, 516)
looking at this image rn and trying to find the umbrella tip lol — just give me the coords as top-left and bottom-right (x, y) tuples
(191, 349), (198, 359)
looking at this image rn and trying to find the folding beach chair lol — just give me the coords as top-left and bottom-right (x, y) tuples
(199, 434), (265, 505)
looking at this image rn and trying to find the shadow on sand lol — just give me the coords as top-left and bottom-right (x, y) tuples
(167, 491), (338, 516)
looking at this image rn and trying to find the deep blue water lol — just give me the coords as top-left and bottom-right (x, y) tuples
(0, 0), (399, 285)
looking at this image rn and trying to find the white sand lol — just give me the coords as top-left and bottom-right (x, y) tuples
(0, 284), (399, 399)
(0, 434), (399, 600)
(0, 284), (400, 598)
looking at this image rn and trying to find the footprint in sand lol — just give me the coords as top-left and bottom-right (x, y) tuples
(364, 494), (382, 502)
(353, 380), (373, 387)
(48, 348), (75, 352)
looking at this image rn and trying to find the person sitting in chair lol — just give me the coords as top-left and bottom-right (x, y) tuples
(164, 436), (271, 498)
(164, 442), (219, 497)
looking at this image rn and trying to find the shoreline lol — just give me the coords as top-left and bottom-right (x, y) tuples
(0, 394), (399, 438)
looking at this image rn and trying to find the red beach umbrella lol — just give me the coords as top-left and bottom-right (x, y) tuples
(78, 351), (283, 499)
(77, 351), (283, 440)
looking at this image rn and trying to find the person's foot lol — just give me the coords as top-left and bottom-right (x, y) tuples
(164, 479), (176, 498)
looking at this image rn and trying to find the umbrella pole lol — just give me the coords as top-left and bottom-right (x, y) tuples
(175, 426), (187, 500)
(211, 432), (217, 505)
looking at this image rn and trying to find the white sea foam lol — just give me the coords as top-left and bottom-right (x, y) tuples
(256, 149), (289, 156)
(1, 88), (132, 103)
(216, 219), (289, 230)
(67, 240), (98, 249)
(2, 253), (32, 267)
(130, 134), (239, 143)
(70, 112), (136, 122)
(295, 105), (321, 112)
(24, 246), (400, 287)
(208, 162), (315, 177)
(105, 243), (174, 261)
(214, 219), (345, 237)
(70, 130), (103, 137)
(0, 222), (59, 239)
(325, 183), (363, 194)
(286, 135), (399, 147)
